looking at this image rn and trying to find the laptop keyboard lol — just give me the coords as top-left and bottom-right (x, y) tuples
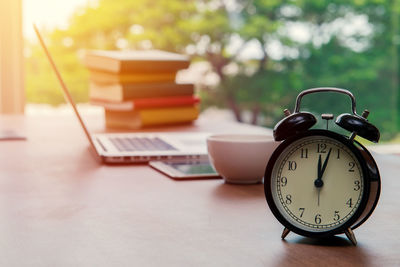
(109, 137), (177, 152)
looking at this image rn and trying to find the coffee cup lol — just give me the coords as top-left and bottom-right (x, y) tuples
(207, 134), (280, 184)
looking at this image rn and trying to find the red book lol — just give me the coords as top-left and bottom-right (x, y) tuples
(91, 95), (200, 111)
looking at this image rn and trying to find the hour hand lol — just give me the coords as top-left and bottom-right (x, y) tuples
(314, 148), (332, 188)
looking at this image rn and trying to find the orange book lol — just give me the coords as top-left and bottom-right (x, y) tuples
(89, 69), (177, 84)
(91, 95), (200, 111)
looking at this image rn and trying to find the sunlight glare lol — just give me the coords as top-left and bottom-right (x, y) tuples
(23, 0), (92, 39)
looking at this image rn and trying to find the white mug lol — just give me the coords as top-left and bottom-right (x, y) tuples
(207, 134), (280, 184)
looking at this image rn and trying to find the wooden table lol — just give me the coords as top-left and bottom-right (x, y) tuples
(0, 114), (399, 266)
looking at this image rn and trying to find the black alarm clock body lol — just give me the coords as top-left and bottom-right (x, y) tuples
(264, 88), (381, 245)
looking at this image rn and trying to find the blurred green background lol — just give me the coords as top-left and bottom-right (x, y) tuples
(25, 0), (400, 140)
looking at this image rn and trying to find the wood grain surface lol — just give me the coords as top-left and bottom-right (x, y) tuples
(0, 114), (398, 266)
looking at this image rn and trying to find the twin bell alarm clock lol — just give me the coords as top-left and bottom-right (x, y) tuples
(264, 87), (381, 245)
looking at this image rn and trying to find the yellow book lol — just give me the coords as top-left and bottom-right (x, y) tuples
(89, 69), (177, 84)
(105, 106), (199, 129)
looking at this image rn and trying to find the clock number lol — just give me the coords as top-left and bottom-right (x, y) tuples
(285, 194), (292, 204)
(301, 148), (308, 159)
(354, 180), (361, 191)
(299, 208), (305, 218)
(280, 177), (288, 187)
(317, 143), (327, 153)
(333, 211), (340, 221)
(337, 149), (340, 159)
(314, 214), (322, 224)
(288, 161), (297, 171)
(346, 198), (353, 208)
(348, 162), (355, 172)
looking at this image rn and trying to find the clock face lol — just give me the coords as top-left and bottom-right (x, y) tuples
(267, 131), (366, 234)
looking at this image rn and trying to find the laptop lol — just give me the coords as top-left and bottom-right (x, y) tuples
(34, 25), (209, 163)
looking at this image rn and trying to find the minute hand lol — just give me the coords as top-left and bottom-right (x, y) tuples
(320, 148), (332, 178)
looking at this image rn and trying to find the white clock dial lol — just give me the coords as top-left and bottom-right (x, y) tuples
(270, 135), (363, 232)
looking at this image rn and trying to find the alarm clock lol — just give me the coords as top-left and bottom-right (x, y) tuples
(264, 87), (381, 245)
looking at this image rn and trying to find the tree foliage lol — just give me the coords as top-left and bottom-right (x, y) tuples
(25, 0), (400, 139)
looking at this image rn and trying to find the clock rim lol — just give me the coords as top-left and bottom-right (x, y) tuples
(350, 139), (381, 230)
(264, 129), (371, 238)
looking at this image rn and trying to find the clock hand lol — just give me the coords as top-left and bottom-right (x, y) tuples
(320, 148), (332, 178)
(317, 154), (322, 179)
(314, 155), (323, 188)
(314, 148), (332, 188)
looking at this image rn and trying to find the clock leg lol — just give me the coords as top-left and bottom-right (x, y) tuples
(281, 228), (290, 240)
(344, 228), (357, 246)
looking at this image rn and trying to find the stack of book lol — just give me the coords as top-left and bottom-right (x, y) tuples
(83, 50), (199, 129)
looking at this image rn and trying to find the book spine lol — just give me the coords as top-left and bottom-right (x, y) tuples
(105, 106), (199, 129)
(89, 83), (195, 101)
(84, 56), (190, 73)
(91, 96), (200, 111)
(89, 71), (177, 84)
(139, 106), (199, 126)
(90, 100), (134, 111)
(122, 84), (195, 99)
(133, 96), (200, 109)
(119, 60), (190, 73)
